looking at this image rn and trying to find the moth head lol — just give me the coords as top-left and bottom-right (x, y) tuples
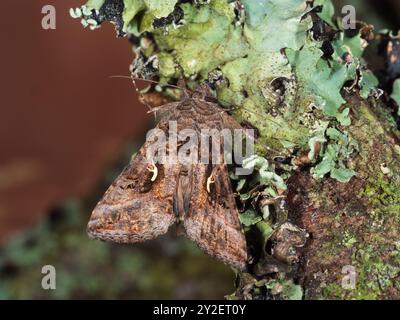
(176, 77), (212, 101)
(191, 82), (212, 101)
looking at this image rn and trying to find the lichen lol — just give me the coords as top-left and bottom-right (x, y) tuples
(359, 172), (400, 220)
(311, 126), (358, 183)
(320, 242), (400, 300)
(391, 79), (400, 116)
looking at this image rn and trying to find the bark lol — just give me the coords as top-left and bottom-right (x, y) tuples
(285, 95), (400, 299)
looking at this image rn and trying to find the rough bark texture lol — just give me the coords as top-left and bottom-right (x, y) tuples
(73, 0), (400, 299)
(289, 95), (400, 299)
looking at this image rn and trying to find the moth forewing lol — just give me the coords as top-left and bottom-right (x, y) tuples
(87, 88), (248, 270)
(183, 163), (248, 271)
(87, 120), (178, 243)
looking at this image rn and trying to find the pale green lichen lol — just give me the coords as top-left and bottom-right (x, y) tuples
(311, 126), (358, 183)
(154, 1), (248, 79)
(360, 70), (380, 99)
(123, 0), (178, 34)
(70, 2), (102, 30)
(239, 209), (262, 227)
(240, 155), (287, 193)
(233, 156), (287, 245)
(265, 278), (303, 300)
(85, 0), (106, 10)
(308, 120), (329, 161)
(321, 243), (400, 300)
(313, 0), (334, 24)
(286, 38), (357, 126)
(342, 230), (357, 248)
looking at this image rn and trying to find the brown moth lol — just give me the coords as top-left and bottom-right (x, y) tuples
(87, 83), (248, 270)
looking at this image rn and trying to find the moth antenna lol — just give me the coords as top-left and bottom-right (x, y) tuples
(109, 75), (185, 91)
(109, 75), (154, 115)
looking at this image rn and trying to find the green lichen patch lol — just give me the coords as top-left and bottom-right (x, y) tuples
(264, 278), (303, 300)
(123, 0), (178, 34)
(286, 38), (357, 126)
(313, 0), (334, 24)
(239, 209), (262, 227)
(154, 1), (248, 79)
(311, 126), (358, 183)
(230, 272), (303, 300)
(359, 172), (400, 221)
(70, 3), (102, 30)
(86, 0), (106, 10)
(292, 174), (400, 299)
(391, 79), (400, 115)
(320, 238), (400, 300)
(360, 70), (380, 99)
(233, 155), (287, 228)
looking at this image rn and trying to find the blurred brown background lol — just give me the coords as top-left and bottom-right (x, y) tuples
(0, 0), (150, 241)
(0, 0), (399, 299)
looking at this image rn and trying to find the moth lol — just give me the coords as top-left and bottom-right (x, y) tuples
(87, 83), (248, 270)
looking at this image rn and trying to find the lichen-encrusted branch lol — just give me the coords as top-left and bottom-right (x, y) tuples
(72, 0), (400, 299)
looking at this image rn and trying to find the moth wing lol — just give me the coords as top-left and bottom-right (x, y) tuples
(183, 164), (248, 270)
(87, 120), (178, 243)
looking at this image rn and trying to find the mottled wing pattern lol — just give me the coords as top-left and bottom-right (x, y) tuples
(183, 163), (248, 271)
(88, 91), (249, 270)
(87, 119), (178, 243)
